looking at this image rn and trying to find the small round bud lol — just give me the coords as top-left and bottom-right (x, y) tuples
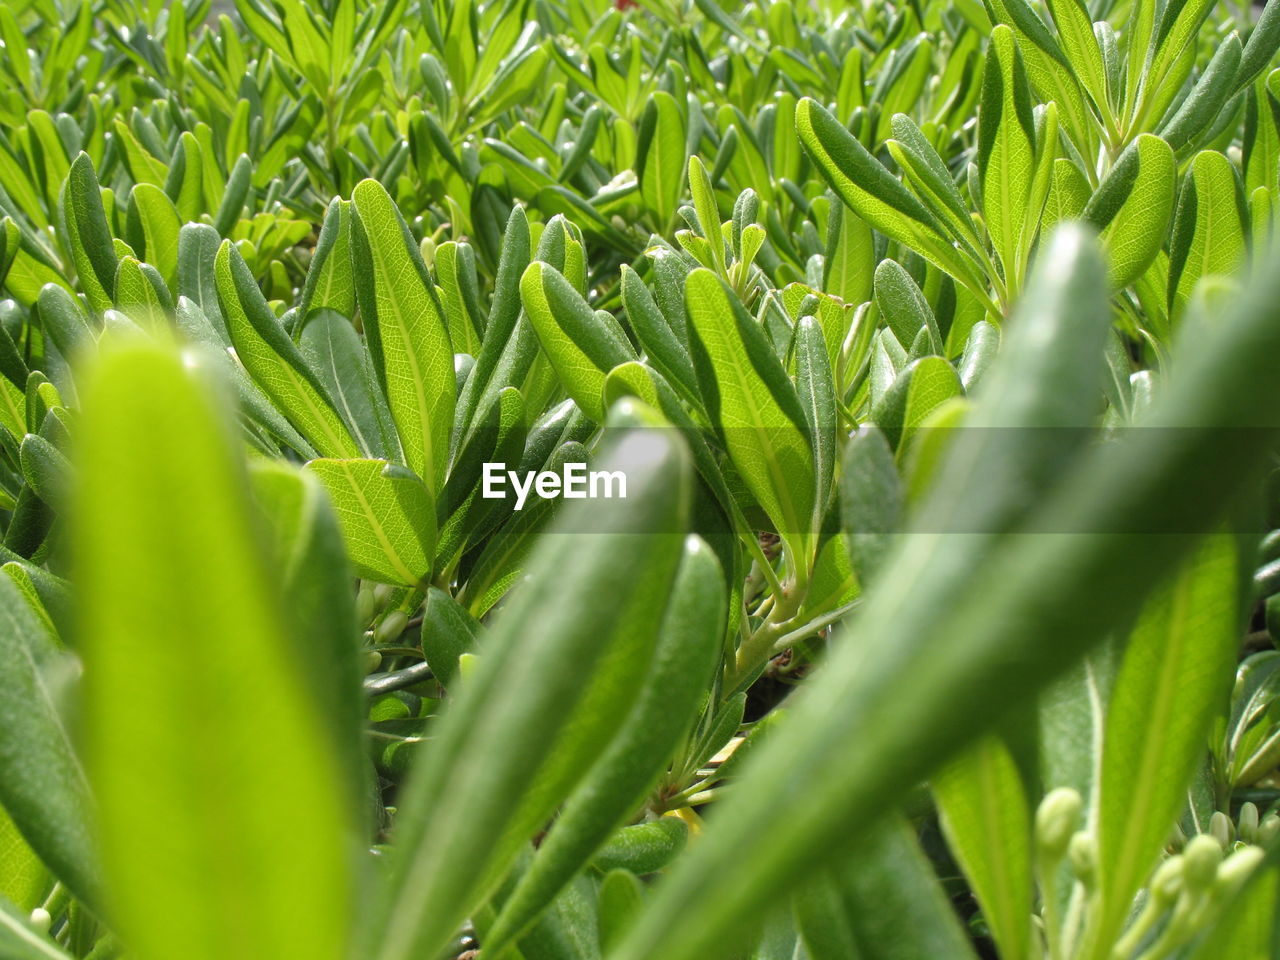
(1035, 788), (1083, 862)
(1068, 831), (1096, 887)
(29, 908), (51, 933)
(1182, 834), (1224, 892)
(1259, 812), (1280, 846)
(373, 583), (397, 611)
(374, 610), (408, 644)
(1210, 811), (1234, 849)
(1213, 846), (1265, 900)
(1238, 802), (1260, 845)
(356, 584), (377, 625)
(1150, 854), (1184, 906)
(362, 650), (383, 675)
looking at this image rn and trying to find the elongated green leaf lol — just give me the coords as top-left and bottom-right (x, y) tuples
(76, 340), (356, 960)
(979, 26), (1036, 288)
(873, 259), (941, 354)
(934, 736), (1033, 960)
(299, 199), (356, 322)
(305, 458), (434, 587)
(300, 310), (399, 460)
(0, 576), (96, 904)
(638, 92), (687, 230)
(0, 806), (49, 912)
(521, 261), (635, 421)
(60, 153), (115, 314)
(795, 814), (979, 960)
(1168, 150), (1248, 319)
(485, 537), (725, 953)
(215, 239), (360, 458)
(1091, 534), (1242, 951)
(351, 178), (454, 491)
(796, 99), (990, 307)
(1083, 135), (1176, 289)
(371, 406), (691, 960)
(686, 267), (814, 552)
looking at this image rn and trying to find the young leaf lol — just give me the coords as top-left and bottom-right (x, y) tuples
(1090, 534), (1243, 952)
(1083, 134), (1177, 289)
(351, 178), (454, 492)
(685, 267), (814, 553)
(520, 261), (636, 421)
(215, 240), (360, 458)
(304, 459), (435, 587)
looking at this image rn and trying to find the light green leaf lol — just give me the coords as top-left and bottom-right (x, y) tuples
(215, 239), (360, 459)
(520, 261), (635, 422)
(76, 340), (357, 960)
(1091, 534), (1243, 951)
(638, 92), (687, 231)
(351, 178), (454, 492)
(1084, 134), (1177, 289)
(934, 736), (1033, 960)
(304, 458), (434, 587)
(685, 267), (815, 554)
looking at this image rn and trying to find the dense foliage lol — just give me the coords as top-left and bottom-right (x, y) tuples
(3, 0), (1280, 958)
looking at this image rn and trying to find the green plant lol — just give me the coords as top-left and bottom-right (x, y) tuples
(3, 0), (1280, 958)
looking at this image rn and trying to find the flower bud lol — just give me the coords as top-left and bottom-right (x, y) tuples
(1035, 787), (1083, 862)
(1210, 810), (1234, 849)
(356, 583), (377, 625)
(373, 583), (396, 611)
(1182, 834), (1223, 892)
(1212, 845), (1265, 900)
(1238, 802), (1260, 845)
(1149, 854), (1184, 907)
(1259, 812), (1280, 846)
(1068, 831), (1096, 887)
(375, 610), (408, 644)
(29, 908), (51, 933)
(362, 650), (383, 675)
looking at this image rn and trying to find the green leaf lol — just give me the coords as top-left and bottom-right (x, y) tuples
(0, 805), (50, 912)
(822, 199), (875, 308)
(870, 356), (962, 452)
(1083, 134), (1177, 289)
(127, 183), (183, 291)
(794, 316), (836, 528)
(299, 198), (356, 322)
(685, 268), (815, 554)
(1090, 534), (1243, 951)
(688, 157), (725, 274)
(351, 178), (454, 492)
(370, 405), (692, 960)
(304, 458), (434, 587)
(520, 261), (636, 422)
(75, 340), (357, 960)
(485, 537), (725, 953)
(978, 26), (1037, 289)
(638, 92), (687, 230)
(841, 426), (903, 588)
(1159, 34), (1242, 153)
(215, 239), (360, 459)
(299, 310), (400, 461)
(873, 259), (942, 354)
(1167, 150), (1248, 319)
(796, 98), (990, 308)
(0, 576), (96, 904)
(59, 153), (116, 314)
(933, 736), (1033, 960)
